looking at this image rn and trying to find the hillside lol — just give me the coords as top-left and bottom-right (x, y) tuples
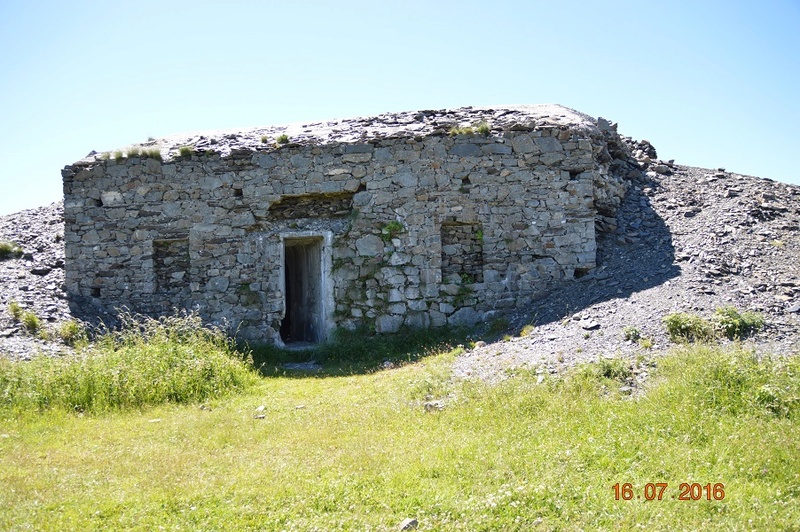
(1, 150), (799, 372)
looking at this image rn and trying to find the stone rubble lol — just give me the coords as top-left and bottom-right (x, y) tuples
(0, 202), (72, 359)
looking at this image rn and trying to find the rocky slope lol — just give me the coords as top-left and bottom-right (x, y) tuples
(455, 159), (800, 380)
(1, 153), (799, 370)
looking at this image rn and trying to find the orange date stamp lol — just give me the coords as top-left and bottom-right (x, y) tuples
(612, 482), (725, 501)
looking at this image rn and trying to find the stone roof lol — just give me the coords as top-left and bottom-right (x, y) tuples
(79, 104), (607, 164)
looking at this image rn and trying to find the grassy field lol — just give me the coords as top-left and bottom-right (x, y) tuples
(1, 320), (799, 530)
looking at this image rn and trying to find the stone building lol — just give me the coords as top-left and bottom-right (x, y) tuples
(62, 105), (632, 345)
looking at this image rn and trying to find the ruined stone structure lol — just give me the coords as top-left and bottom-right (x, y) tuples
(62, 105), (633, 345)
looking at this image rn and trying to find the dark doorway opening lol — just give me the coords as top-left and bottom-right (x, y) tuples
(280, 237), (324, 344)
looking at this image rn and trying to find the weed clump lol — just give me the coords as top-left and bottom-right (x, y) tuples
(713, 306), (765, 340)
(9, 303), (42, 334)
(56, 319), (88, 347)
(21, 311), (41, 334)
(0, 312), (257, 413)
(664, 307), (765, 343)
(8, 301), (23, 321)
(380, 221), (405, 242)
(276, 134), (290, 145)
(0, 241), (23, 260)
(475, 121), (491, 135)
(178, 145), (194, 157)
(663, 312), (715, 343)
(622, 326), (641, 341)
(142, 148), (162, 161)
(448, 125), (475, 136)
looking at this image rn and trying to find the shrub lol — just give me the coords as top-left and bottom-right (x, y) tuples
(519, 324), (536, 337)
(475, 121), (491, 135)
(276, 134), (290, 145)
(178, 146), (194, 157)
(260, 135), (269, 143)
(663, 312), (715, 343)
(0, 312), (257, 413)
(712, 306), (765, 340)
(126, 147), (141, 158)
(114, 151), (124, 162)
(0, 241), (23, 260)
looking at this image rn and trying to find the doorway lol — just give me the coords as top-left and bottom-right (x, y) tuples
(280, 236), (324, 344)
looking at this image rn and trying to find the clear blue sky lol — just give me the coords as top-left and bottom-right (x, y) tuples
(1, 0), (798, 215)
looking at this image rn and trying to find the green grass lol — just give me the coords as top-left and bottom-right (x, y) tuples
(178, 145), (194, 157)
(276, 134), (290, 144)
(0, 313), (256, 413)
(1, 335), (799, 528)
(250, 325), (466, 375)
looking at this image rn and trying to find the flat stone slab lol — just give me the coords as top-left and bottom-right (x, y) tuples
(75, 104), (602, 164)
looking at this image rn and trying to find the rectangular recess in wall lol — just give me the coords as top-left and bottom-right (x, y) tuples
(153, 238), (190, 294)
(268, 192), (354, 220)
(441, 222), (484, 283)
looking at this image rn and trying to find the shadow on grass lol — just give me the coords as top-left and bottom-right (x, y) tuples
(241, 325), (472, 379)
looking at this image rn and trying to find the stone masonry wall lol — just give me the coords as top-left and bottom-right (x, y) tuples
(62, 105), (630, 343)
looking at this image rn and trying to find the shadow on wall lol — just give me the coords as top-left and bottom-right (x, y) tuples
(523, 177), (679, 326)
